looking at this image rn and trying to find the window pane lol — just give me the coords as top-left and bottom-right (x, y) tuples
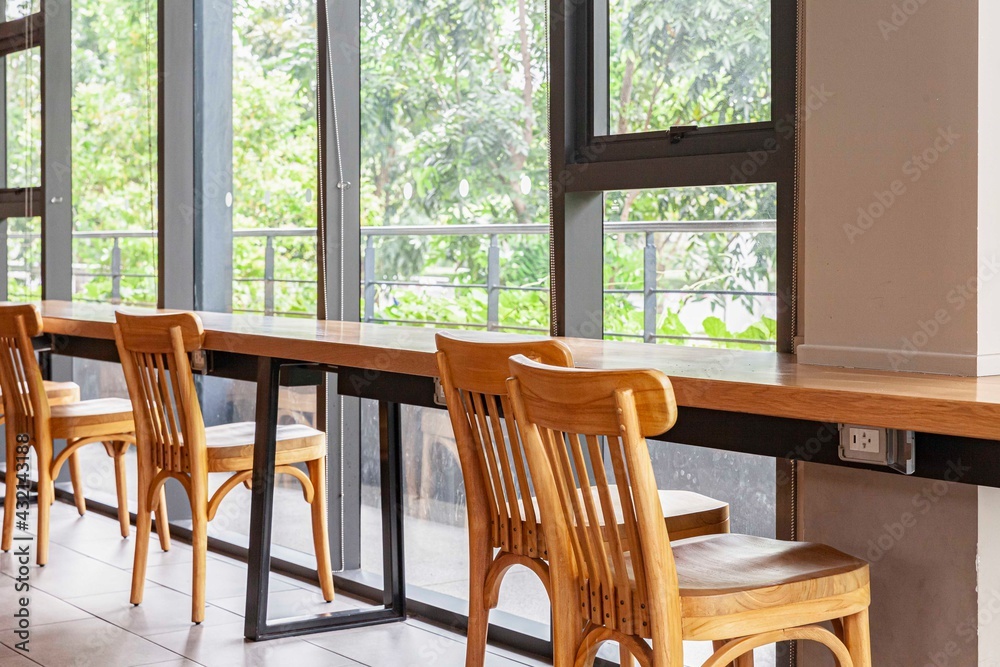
(231, 0), (317, 317)
(6, 46), (41, 188)
(606, 0), (772, 134)
(217, 0), (321, 568)
(604, 183), (777, 348)
(4, 0), (39, 20)
(71, 0), (158, 305)
(360, 0), (552, 631)
(360, 0), (550, 333)
(4, 216), (40, 299)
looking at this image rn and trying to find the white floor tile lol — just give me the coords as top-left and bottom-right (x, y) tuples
(306, 621), (533, 667)
(209, 586), (359, 620)
(147, 623), (362, 667)
(0, 617), (182, 667)
(0, 643), (38, 667)
(66, 585), (242, 638)
(142, 559), (296, 601)
(0, 575), (90, 630)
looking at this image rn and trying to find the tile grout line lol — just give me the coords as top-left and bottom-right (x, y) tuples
(0, 639), (48, 667)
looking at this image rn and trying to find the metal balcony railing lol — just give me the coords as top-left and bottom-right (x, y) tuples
(0, 219), (776, 345)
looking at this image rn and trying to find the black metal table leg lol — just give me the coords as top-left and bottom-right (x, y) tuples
(246, 357), (281, 640)
(244, 359), (407, 641)
(379, 401), (406, 616)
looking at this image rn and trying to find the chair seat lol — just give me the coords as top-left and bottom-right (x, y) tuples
(523, 488), (729, 551)
(204, 422), (326, 472)
(672, 534), (870, 634)
(42, 381), (82, 405)
(50, 397), (135, 440)
(0, 381), (81, 420)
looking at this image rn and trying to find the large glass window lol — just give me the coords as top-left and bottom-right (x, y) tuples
(6, 46), (40, 189)
(4, 0), (39, 20)
(231, 0), (318, 317)
(605, 0), (772, 134)
(359, 0), (552, 629)
(4, 217), (41, 299)
(65, 0), (159, 510)
(360, 0), (550, 333)
(202, 0), (322, 567)
(71, 0), (158, 305)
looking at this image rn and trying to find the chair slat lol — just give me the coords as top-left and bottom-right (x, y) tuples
(585, 433), (633, 632)
(501, 393), (539, 556)
(485, 394), (523, 552)
(471, 390), (513, 550)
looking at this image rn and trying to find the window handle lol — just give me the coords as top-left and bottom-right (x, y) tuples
(668, 125), (698, 144)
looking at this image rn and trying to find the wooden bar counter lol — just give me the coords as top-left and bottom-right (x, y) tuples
(38, 299), (1000, 440)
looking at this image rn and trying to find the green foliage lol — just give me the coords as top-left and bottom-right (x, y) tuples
(608, 0), (771, 131)
(63, 0), (775, 350)
(70, 0), (319, 314)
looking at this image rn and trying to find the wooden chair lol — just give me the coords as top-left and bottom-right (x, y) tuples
(435, 334), (731, 667)
(0, 303), (141, 565)
(113, 310), (335, 623)
(506, 355), (872, 667)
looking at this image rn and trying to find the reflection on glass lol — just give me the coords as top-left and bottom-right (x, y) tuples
(604, 183), (777, 349)
(71, 0), (158, 305)
(231, 0), (318, 317)
(4, 217), (41, 300)
(6, 47), (41, 188)
(607, 0), (771, 133)
(360, 0), (550, 331)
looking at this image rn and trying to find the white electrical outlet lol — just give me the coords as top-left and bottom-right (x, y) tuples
(849, 427), (881, 454)
(839, 424), (916, 473)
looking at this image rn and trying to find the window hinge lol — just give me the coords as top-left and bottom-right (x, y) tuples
(667, 125), (698, 144)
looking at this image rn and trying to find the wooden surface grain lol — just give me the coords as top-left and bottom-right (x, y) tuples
(35, 300), (1000, 439)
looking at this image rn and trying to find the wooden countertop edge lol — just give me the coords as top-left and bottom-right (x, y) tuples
(40, 314), (1000, 441)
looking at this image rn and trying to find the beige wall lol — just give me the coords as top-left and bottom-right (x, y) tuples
(979, 0), (1000, 361)
(799, 464), (979, 666)
(797, 0), (982, 375)
(792, 0), (1000, 663)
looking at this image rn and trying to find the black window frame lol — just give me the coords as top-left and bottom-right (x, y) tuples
(550, 0), (798, 351)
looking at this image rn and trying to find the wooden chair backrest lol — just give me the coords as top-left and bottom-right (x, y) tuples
(113, 312), (207, 478)
(0, 304), (51, 437)
(435, 333), (574, 556)
(506, 355), (685, 660)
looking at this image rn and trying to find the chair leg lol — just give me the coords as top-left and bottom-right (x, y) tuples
(1, 441), (16, 553)
(620, 645), (634, 667)
(842, 610), (872, 667)
(154, 486), (171, 552)
(36, 444), (53, 566)
(112, 443), (130, 538)
(191, 503), (208, 624)
(131, 478), (153, 607)
(306, 458), (336, 602)
(466, 534), (492, 667)
(68, 450), (87, 516)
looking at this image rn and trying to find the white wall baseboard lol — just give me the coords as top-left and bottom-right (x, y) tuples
(797, 343), (1000, 377)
